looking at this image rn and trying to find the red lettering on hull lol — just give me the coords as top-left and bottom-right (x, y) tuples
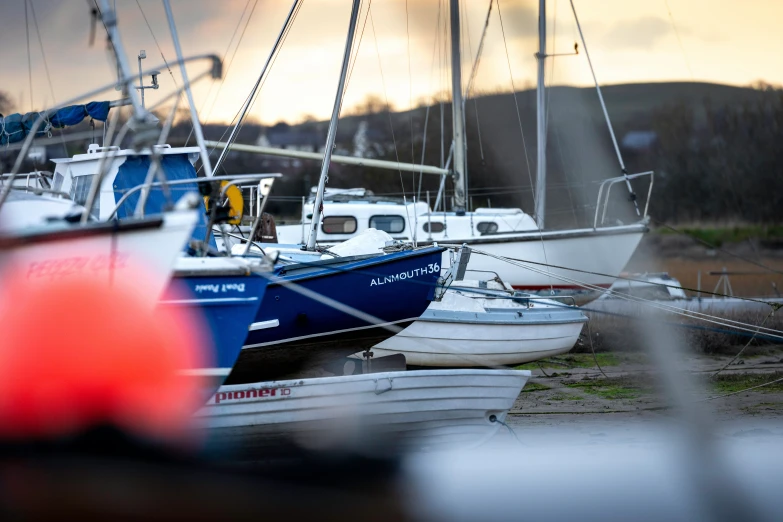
(213, 387), (291, 404)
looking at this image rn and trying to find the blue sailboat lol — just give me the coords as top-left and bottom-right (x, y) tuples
(227, 246), (445, 383)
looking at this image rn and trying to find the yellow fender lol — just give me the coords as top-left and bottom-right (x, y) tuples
(204, 181), (244, 225)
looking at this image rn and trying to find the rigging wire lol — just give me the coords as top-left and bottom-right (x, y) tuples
(24, 0), (34, 112)
(711, 309), (775, 378)
(416, 1), (444, 203)
(495, 1), (534, 209)
(199, 0), (302, 172)
(464, 0), (492, 164)
(27, 0), (70, 152)
(496, 0), (554, 292)
(134, 0), (179, 89)
(568, 0), (639, 215)
(404, 0), (416, 212)
(28, 1), (55, 108)
(439, 0), (446, 177)
(457, 0), (470, 211)
(465, 248), (783, 311)
(222, 0), (301, 143)
(213, 0), (305, 177)
(662, 0), (694, 79)
(545, 0), (580, 227)
(230, 241), (783, 372)
(462, 247), (783, 339)
(368, 5), (413, 241)
(194, 0), (257, 141)
(343, 0), (372, 103)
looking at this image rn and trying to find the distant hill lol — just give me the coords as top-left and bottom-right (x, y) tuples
(162, 81), (783, 225)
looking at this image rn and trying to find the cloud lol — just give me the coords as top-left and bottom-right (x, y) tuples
(495, 1), (538, 40)
(598, 16), (678, 50)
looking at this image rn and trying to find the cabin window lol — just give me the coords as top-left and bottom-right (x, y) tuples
(422, 222), (445, 233)
(477, 221), (498, 235)
(52, 173), (64, 192)
(70, 175), (95, 206)
(370, 215), (405, 234)
(70, 174), (99, 219)
(322, 216), (357, 234)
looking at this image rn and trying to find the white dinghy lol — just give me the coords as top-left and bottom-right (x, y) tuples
(371, 280), (588, 367)
(196, 369), (529, 453)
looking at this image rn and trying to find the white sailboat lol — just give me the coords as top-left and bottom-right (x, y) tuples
(221, 0), (653, 301)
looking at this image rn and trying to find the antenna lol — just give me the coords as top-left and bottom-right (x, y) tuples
(135, 50), (160, 109)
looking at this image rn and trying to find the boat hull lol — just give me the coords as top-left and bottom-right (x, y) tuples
(0, 210), (198, 305)
(162, 262), (268, 399)
(228, 247), (445, 383)
(432, 225), (646, 300)
(371, 317), (585, 367)
(196, 369), (530, 454)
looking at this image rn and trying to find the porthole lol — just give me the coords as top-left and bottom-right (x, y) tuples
(477, 221), (498, 235)
(422, 222), (445, 233)
(370, 215), (406, 234)
(322, 216), (357, 234)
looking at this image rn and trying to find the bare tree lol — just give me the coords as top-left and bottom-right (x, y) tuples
(0, 90), (13, 114)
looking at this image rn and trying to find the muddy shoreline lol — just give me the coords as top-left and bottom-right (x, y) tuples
(500, 349), (783, 442)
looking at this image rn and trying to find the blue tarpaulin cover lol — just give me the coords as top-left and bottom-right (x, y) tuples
(112, 153), (216, 249)
(0, 101), (110, 145)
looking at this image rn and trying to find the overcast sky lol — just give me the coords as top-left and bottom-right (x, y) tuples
(0, 0), (780, 125)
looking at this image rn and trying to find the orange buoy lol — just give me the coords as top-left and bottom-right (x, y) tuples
(0, 258), (208, 445)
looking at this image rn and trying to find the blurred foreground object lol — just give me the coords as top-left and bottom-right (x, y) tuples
(0, 267), (206, 443)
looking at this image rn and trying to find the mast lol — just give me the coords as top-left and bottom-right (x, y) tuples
(99, 0), (145, 118)
(305, 0), (362, 250)
(449, 0), (467, 213)
(163, 0), (213, 177)
(534, 0), (547, 229)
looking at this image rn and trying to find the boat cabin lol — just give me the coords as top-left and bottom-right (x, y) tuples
(275, 189), (538, 244)
(51, 143), (203, 221)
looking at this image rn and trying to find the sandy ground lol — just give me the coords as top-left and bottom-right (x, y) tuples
(497, 348), (783, 445)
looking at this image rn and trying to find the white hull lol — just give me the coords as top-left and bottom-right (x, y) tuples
(196, 369), (530, 452)
(372, 320), (584, 367)
(0, 210), (198, 304)
(435, 226), (646, 292)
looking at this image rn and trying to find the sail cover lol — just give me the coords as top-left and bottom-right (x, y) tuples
(113, 153), (217, 249)
(0, 101), (110, 146)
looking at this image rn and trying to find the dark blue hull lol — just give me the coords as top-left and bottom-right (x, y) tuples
(161, 270), (267, 397)
(228, 247), (445, 383)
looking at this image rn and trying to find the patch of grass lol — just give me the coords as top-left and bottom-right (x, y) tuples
(548, 394), (585, 401)
(655, 225), (783, 247)
(514, 352), (627, 370)
(558, 353), (622, 368)
(566, 378), (646, 400)
(521, 381), (551, 393)
(711, 372), (783, 394)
